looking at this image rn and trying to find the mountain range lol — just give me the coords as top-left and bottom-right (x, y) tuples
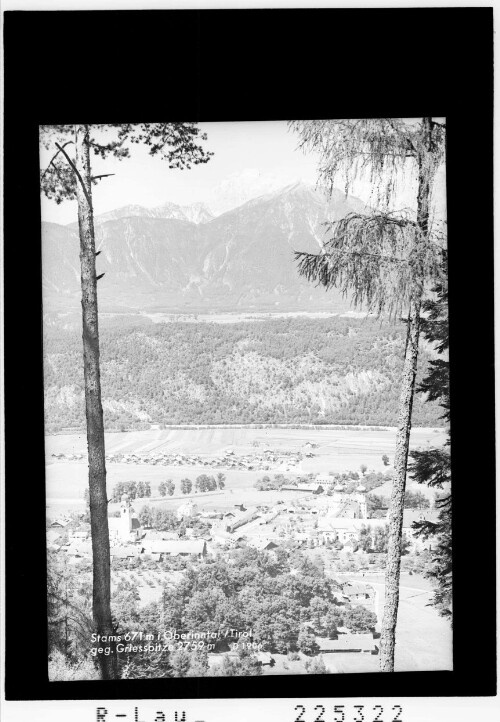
(42, 182), (368, 317)
(68, 200), (215, 227)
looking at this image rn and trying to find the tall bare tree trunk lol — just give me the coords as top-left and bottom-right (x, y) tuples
(75, 124), (117, 680)
(380, 118), (432, 672)
(379, 294), (422, 671)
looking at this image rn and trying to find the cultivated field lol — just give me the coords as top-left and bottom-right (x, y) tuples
(45, 426), (446, 517)
(141, 310), (372, 324)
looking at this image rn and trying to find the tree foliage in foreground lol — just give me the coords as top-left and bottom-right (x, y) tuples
(40, 124), (213, 204)
(409, 279), (451, 621)
(40, 122), (212, 680)
(290, 117), (447, 672)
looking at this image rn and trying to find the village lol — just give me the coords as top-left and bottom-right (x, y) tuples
(47, 463), (440, 673)
(50, 446), (309, 472)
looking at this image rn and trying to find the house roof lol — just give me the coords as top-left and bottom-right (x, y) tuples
(212, 530), (232, 540)
(319, 634), (375, 651)
(255, 652), (274, 663)
(282, 484), (323, 492)
(402, 510), (440, 528)
(207, 652), (239, 668)
(319, 518), (357, 530)
(248, 538), (278, 551)
(142, 540), (206, 556)
(352, 519), (388, 530)
(343, 582), (373, 596)
(65, 542), (92, 556)
(143, 530), (180, 540)
(226, 508), (259, 528)
(111, 546), (141, 558)
(142, 530), (163, 540)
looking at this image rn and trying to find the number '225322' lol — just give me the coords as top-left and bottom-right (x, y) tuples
(293, 704), (403, 722)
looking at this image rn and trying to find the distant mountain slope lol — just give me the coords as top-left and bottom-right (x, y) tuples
(42, 183), (368, 315)
(68, 200), (214, 227)
(43, 316), (444, 433)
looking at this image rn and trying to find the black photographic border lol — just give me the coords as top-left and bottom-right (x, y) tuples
(3, 6), (495, 701)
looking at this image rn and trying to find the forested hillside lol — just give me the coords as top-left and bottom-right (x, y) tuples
(43, 316), (443, 432)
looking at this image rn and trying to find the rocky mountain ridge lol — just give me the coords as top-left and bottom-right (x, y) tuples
(43, 183), (368, 316)
(68, 200), (214, 227)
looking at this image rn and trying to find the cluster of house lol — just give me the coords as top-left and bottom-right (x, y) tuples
(51, 447), (309, 473)
(49, 536), (207, 563)
(281, 483), (324, 494)
(209, 506), (280, 549)
(281, 478), (369, 517)
(318, 508), (439, 554)
(48, 496), (205, 561)
(208, 629), (379, 670)
(48, 474), (439, 565)
(51, 452), (85, 461)
(48, 522), (208, 564)
(274, 478), (438, 552)
(215, 448), (306, 472)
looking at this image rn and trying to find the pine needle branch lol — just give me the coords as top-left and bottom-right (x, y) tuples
(294, 211), (446, 319)
(40, 141), (74, 180)
(55, 143), (92, 208)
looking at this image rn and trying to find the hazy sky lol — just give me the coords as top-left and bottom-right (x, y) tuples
(40, 121), (320, 224)
(40, 120), (446, 225)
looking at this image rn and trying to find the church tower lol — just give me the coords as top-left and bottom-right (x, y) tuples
(330, 482), (346, 517)
(355, 484), (368, 520)
(119, 493), (132, 540)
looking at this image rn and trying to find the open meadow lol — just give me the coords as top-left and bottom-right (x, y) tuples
(348, 573), (453, 672)
(45, 426), (446, 517)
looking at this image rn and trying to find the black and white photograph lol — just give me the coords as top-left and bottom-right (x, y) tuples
(3, 6), (496, 718)
(40, 118), (452, 681)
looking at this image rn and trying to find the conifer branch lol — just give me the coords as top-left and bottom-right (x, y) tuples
(50, 159), (64, 182)
(40, 141), (74, 180)
(294, 211), (445, 319)
(55, 142), (92, 208)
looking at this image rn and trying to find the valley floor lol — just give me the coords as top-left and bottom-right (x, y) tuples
(45, 426), (446, 515)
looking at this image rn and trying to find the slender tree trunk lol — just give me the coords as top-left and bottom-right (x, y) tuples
(379, 294), (421, 670)
(75, 125), (117, 680)
(379, 118), (432, 672)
